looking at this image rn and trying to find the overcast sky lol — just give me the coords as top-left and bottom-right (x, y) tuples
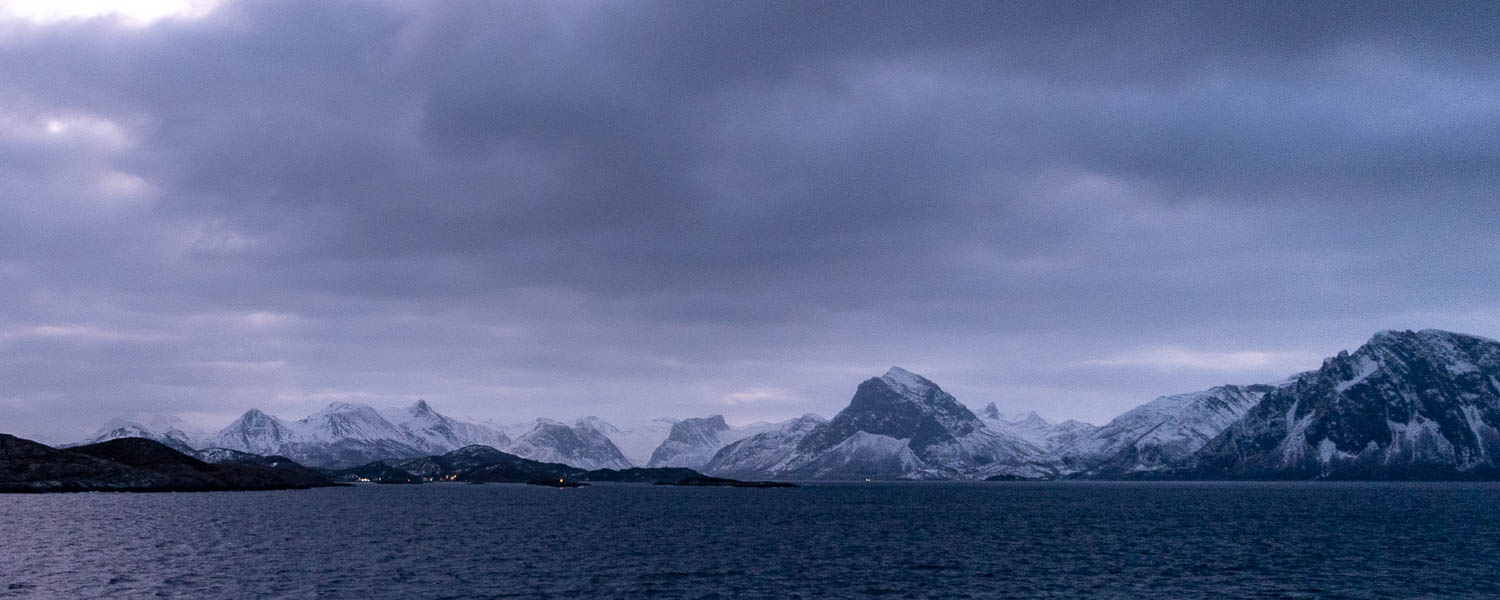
(2, 1), (1498, 442)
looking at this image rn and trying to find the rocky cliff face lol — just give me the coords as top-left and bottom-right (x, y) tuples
(1192, 330), (1500, 479)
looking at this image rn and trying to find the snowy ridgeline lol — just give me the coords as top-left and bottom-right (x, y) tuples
(74, 329), (1500, 480)
(81, 401), (656, 471)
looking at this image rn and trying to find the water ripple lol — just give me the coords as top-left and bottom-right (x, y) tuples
(1, 482), (1498, 598)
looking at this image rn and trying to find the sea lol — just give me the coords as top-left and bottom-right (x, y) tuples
(3, 481), (1498, 599)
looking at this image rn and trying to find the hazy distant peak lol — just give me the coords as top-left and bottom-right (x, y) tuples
(236, 408), (274, 421)
(982, 402), (1002, 420)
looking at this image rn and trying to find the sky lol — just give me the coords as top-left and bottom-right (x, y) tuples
(2, 1), (1498, 443)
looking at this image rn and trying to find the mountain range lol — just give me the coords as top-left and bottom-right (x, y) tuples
(64, 329), (1500, 480)
(81, 400), (637, 469)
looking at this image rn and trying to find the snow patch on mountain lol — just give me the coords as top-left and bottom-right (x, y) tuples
(76, 416), (201, 454)
(1336, 356), (1380, 393)
(574, 416), (676, 467)
(786, 431), (925, 480)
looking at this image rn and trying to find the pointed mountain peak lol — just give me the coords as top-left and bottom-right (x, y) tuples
(982, 402), (1001, 420)
(238, 408), (271, 421)
(404, 399), (444, 420)
(879, 367), (939, 396)
(1016, 411), (1049, 427)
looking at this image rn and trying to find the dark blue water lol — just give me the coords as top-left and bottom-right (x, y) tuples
(3, 482), (1499, 599)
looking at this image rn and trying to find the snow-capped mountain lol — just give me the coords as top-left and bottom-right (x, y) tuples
(85, 401), (628, 470)
(646, 415), (774, 469)
(207, 408), (301, 455)
(76, 416), (201, 454)
(572, 416), (676, 467)
(299, 402), (413, 444)
(796, 367), (1051, 479)
(1191, 329), (1500, 479)
(207, 404), (428, 468)
(701, 414), (827, 478)
(977, 406), (1100, 453)
(1054, 384), (1273, 477)
(201, 401), (514, 469)
(705, 367), (1051, 480)
(504, 419), (633, 470)
(380, 400), (510, 455)
(76, 417), (202, 456)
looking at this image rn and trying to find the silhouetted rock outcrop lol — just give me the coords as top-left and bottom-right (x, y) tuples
(1, 435), (342, 492)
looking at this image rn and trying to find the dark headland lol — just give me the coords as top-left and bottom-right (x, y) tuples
(330, 446), (797, 488)
(0, 434), (344, 493)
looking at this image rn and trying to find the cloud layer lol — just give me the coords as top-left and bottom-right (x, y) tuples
(2, 1), (1497, 441)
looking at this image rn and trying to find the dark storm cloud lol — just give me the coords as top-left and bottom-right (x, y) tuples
(1, 1), (1497, 441)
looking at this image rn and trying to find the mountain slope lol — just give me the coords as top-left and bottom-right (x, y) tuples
(1059, 384), (1273, 477)
(702, 414), (826, 478)
(646, 415), (771, 469)
(77, 418), (200, 454)
(381, 400), (511, 454)
(979, 409), (1100, 453)
(706, 367), (1049, 480)
(208, 409), (304, 456)
(201, 401), (518, 469)
(795, 368), (1048, 479)
(1193, 330), (1500, 479)
(574, 416), (676, 467)
(504, 419), (633, 470)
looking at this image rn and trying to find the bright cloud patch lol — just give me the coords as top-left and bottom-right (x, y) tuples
(0, 0), (219, 26)
(1083, 347), (1320, 373)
